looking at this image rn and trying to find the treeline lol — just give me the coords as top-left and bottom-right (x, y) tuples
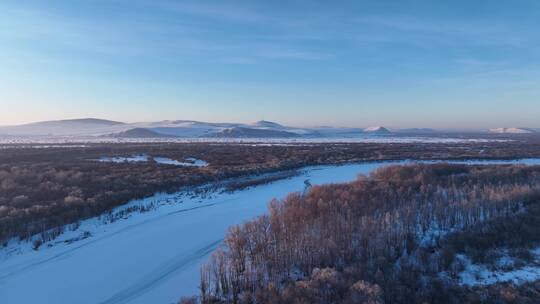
(191, 164), (540, 304)
(1, 140), (539, 245)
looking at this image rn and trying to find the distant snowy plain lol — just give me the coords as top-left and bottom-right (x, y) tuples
(0, 136), (510, 145)
(1, 159), (540, 304)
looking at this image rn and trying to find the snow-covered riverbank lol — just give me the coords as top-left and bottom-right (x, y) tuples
(1, 159), (540, 304)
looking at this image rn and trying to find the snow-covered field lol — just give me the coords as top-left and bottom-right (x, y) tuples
(98, 154), (149, 163)
(459, 248), (540, 286)
(0, 135), (510, 145)
(98, 155), (208, 167)
(1, 159), (540, 304)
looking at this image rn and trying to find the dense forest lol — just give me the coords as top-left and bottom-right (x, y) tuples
(1, 140), (539, 245)
(186, 164), (540, 304)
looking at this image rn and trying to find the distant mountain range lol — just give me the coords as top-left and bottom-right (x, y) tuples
(0, 118), (537, 139)
(488, 127), (538, 134)
(0, 118), (388, 138)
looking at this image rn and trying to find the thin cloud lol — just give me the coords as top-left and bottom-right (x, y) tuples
(354, 15), (531, 48)
(0, 2), (332, 64)
(149, 0), (268, 24)
(256, 48), (333, 60)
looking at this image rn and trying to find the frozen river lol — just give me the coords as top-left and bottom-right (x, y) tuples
(1, 159), (540, 304)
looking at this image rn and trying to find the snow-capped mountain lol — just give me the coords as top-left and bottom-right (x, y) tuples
(251, 120), (285, 129)
(489, 127), (536, 134)
(363, 126), (391, 134)
(210, 127), (300, 138)
(108, 128), (175, 138)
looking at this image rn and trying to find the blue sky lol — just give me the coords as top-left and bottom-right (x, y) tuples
(1, 0), (539, 129)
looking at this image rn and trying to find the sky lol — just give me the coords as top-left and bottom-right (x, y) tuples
(1, 0), (539, 129)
